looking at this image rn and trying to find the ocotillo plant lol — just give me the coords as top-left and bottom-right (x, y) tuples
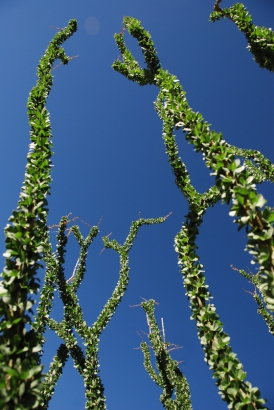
(211, 0), (274, 72)
(112, 2), (274, 408)
(0, 20), (78, 409)
(34, 213), (169, 410)
(0, 2), (273, 409)
(0, 18), (170, 410)
(230, 266), (274, 337)
(137, 299), (192, 410)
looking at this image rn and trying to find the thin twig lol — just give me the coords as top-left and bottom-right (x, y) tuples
(242, 288), (256, 297)
(66, 258), (80, 284)
(97, 216), (103, 227)
(50, 25), (65, 30)
(213, 0), (233, 21)
(52, 55), (79, 71)
(167, 346), (184, 353)
(161, 318), (166, 343)
(164, 211), (172, 220)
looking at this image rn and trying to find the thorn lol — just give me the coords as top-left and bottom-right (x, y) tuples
(99, 248), (106, 256)
(79, 218), (93, 228)
(167, 345), (184, 353)
(97, 216), (103, 227)
(52, 55), (79, 71)
(242, 288), (255, 296)
(164, 211), (172, 220)
(50, 25), (65, 30)
(161, 318), (166, 343)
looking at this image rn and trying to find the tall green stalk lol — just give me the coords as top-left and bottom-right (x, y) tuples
(0, 20), (77, 409)
(140, 300), (192, 410)
(34, 215), (169, 409)
(112, 7), (273, 408)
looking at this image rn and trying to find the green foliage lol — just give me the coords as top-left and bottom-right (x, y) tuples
(113, 17), (160, 86)
(210, 1), (274, 72)
(231, 266), (274, 337)
(1, 2), (273, 409)
(0, 16), (170, 410)
(0, 20), (77, 409)
(34, 214), (169, 409)
(112, 9), (274, 409)
(139, 300), (192, 410)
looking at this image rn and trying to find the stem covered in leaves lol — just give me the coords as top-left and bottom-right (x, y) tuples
(0, 20), (77, 409)
(113, 13), (273, 408)
(140, 300), (192, 410)
(210, 1), (274, 72)
(34, 215), (169, 409)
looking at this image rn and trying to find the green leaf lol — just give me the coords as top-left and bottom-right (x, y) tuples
(227, 387), (238, 397)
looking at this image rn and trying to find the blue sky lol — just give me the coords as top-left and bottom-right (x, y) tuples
(0, 0), (274, 409)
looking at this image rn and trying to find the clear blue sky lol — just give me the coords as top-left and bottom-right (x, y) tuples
(0, 1), (273, 409)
